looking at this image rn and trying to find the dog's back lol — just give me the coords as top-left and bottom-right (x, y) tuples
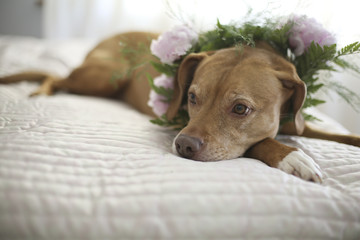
(0, 32), (159, 115)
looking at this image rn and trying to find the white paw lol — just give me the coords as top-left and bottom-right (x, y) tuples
(278, 149), (323, 183)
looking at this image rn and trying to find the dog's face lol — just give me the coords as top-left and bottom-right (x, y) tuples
(168, 46), (306, 161)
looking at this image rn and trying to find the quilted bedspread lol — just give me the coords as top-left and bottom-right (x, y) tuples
(0, 36), (360, 239)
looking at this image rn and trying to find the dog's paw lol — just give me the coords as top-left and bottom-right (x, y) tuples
(277, 149), (323, 183)
(29, 88), (53, 97)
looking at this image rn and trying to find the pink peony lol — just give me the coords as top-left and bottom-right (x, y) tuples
(148, 90), (170, 117)
(147, 74), (174, 117)
(288, 15), (336, 56)
(153, 73), (174, 89)
(150, 25), (198, 64)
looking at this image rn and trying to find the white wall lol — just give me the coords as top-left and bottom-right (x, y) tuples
(0, 0), (42, 37)
(42, 0), (176, 40)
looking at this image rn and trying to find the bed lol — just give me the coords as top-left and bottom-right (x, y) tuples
(1, 35), (360, 239)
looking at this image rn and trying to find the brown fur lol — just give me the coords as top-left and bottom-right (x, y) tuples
(170, 46), (306, 161)
(1, 32), (359, 179)
(0, 32), (159, 116)
(245, 138), (298, 167)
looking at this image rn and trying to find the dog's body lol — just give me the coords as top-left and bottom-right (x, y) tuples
(1, 32), (360, 182)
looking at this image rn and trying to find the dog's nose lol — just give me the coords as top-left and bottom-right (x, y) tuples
(175, 134), (204, 159)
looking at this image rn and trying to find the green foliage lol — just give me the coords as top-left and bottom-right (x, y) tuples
(333, 58), (360, 74)
(303, 96), (326, 109)
(295, 43), (337, 79)
(293, 41), (360, 111)
(333, 42), (360, 75)
(192, 19), (291, 56)
(150, 109), (189, 130)
(303, 113), (321, 122)
(151, 61), (178, 77)
(337, 42), (360, 56)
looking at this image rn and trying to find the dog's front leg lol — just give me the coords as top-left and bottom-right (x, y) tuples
(245, 138), (323, 183)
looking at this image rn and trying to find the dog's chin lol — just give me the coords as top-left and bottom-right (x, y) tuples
(171, 140), (244, 162)
(191, 154), (240, 162)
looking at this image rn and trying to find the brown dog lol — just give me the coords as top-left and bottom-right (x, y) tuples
(1, 32), (360, 183)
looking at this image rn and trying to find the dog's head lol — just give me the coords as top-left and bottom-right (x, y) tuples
(167, 44), (306, 161)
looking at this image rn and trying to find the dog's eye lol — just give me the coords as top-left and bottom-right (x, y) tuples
(189, 92), (196, 104)
(232, 104), (250, 115)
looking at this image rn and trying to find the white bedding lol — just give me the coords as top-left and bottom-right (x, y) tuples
(0, 36), (360, 239)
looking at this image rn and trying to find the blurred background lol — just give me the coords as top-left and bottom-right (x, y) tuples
(0, 0), (359, 134)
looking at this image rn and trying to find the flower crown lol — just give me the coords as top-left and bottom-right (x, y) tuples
(147, 15), (360, 129)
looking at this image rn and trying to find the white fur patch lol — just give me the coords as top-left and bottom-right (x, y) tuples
(278, 149), (323, 183)
(172, 133), (181, 156)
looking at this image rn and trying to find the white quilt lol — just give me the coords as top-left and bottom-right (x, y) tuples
(0, 36), (360, 239)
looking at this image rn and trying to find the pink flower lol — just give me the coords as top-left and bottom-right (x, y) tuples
(287, 15), (336, 56)
(147, 74), (174, 117)
(150, 25), (198, 64)
(153, 73), (174, 89)
(148, 90), (170, 117)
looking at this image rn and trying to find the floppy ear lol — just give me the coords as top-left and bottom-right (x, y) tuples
(166, 52), (208, 119)
(275, 63), (307, 135)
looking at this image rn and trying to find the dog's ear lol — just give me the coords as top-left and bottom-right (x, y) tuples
(274, 63), (307, 135)
(166, 52), (208, 119)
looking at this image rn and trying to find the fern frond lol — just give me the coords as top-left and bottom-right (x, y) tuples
(323, 80), (360, 112)
(295, 42), (337, 81)
(307, 83), (324, 94)
(333, 58), (360, 75)
(151, 61), (177, 76)
(303, 96), (326, 109)
(336, 42), (360, 57)
(303, 113), (321, 122)
(150, 109), (189, 130)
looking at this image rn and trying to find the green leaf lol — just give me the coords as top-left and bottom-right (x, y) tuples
(303, 113), (321, 122)
(336, 42), (360, 57)
(307, 83), (324, 94)
(150, 61), (177, 76)
(150, 109), (189, 130)
(303, 97), (326, 109)
(295, 42), (337, 80)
